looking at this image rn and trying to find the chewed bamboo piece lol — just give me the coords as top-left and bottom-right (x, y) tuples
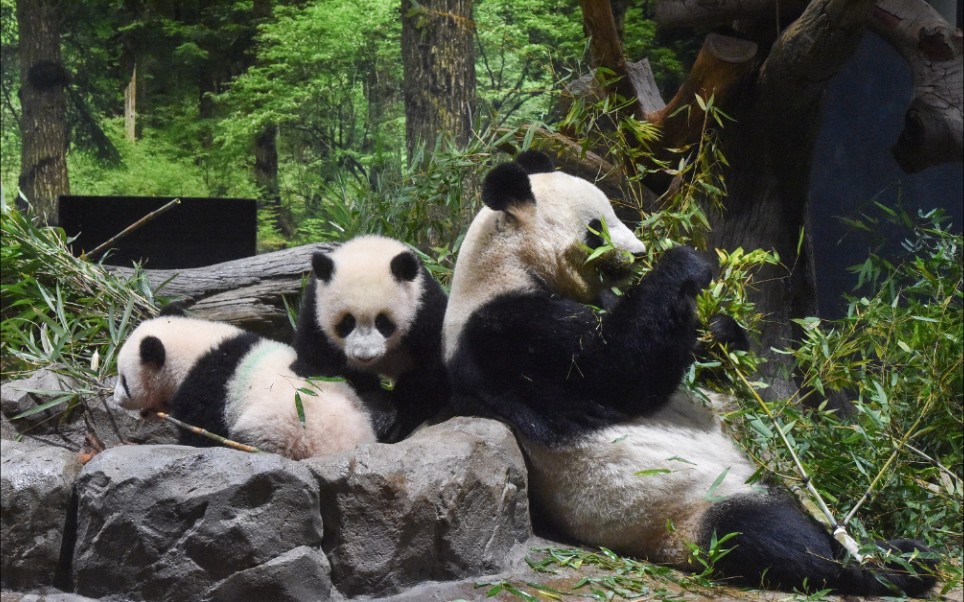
(155, 411), (260, 454)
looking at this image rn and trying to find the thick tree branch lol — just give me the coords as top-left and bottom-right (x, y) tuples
(107, 244), (327, 340)
(870, 0), (964, 172)
(759, 0), (876, 111)
(655, 0), (809, 29)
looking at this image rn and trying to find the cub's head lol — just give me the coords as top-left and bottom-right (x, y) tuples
(311, 235), (425, 372)
(443, 151), (646, 352)
(113, 314), (242, 412)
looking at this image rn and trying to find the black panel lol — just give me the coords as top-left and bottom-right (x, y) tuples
(58, 196), (257, 269)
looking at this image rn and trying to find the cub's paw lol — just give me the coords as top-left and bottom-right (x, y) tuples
(875, 539), (938, 598)
(660, 246), (714, 297)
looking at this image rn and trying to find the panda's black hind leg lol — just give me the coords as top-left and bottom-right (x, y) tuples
(698, 494), (936, 597)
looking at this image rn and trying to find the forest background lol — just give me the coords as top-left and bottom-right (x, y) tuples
(0, 0), (961, 596)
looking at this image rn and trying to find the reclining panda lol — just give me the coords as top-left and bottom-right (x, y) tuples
(442, 151), (934, 596)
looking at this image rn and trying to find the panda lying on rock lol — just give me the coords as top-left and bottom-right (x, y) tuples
(442, 151), (935, 596)
(113, 306), (376, 460)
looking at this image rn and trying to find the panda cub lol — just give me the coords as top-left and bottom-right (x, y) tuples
(114, 308), (376, 460)
(442, 151), (934, 596)
(292, 235), (448, 442)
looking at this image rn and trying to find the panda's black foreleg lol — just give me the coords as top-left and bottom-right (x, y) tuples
(698, 494), (936, 596)
(594, 246), (714, 413)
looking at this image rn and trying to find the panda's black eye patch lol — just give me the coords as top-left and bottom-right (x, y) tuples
(375, 313), (396, 337)
(585, 219), (605, 249)
(335, 314), (356, 338)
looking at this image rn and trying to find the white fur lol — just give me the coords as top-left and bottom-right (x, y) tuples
(226, 339), (376, 459)
(314, 235), (423, 377)
(113, 316), (244, 412)
(443, 171), (644, 361)
(523, 390), (759, 565)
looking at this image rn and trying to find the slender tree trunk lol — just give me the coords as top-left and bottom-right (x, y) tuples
(254, 124), (293, 237)
(400, 0), (476, 161)
(16, 0), (69, 225)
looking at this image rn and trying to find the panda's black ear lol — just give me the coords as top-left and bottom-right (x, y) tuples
(514, 150), (554, 174)
(482, 162), (535, 212)
(312, 252), (336, 283)
(139, 336), (166, 368)
(390, 251), (419, 282)
(159, 302), (187, 317)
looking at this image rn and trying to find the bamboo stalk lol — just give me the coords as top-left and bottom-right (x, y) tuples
(727, 358), (865, 561)
(155, 411), (260, 454)
(84, 198), (182, 261)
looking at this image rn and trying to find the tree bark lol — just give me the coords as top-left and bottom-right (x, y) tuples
(870, 0), (963, 172)
(400, 0), (476, 161)
(108, 244), (329, 341)
(16, 0), (70, 226)
(254, 123), (293, 238)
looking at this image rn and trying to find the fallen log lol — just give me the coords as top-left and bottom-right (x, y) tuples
(108, 243), (332, 341)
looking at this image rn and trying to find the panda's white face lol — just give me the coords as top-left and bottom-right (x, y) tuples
(113, 316), (243, 412)
(313, 235), (423, 377)
(443, 167), (645, 359)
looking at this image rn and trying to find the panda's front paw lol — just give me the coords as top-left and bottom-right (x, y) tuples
(660, 246), (714, 298)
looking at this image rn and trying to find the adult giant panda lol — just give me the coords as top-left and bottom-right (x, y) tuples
(114, 308), (376, 460)
(442, 151), (934, 596)
(292, 235), (448, 442)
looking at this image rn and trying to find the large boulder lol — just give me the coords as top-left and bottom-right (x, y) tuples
(0, 370), (178, 448)
(305, 417), (532, 598)
(72, 445), (332, 602)
(0, 440), (82, 591)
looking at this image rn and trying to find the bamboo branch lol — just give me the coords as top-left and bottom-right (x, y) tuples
(155, 411), (260, 454)
(726, 358), (865, 561)
(83, 197), (182, 261)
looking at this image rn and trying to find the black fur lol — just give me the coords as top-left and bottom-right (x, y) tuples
(292, 263), (449, 443)
(167, 332), (260, 447)
(159, 302), (188, 317)
(700, 494), (936, 596)
(482, 162), (535, 212)
(514, 150), (554, 174)
(139, 336), (166, 368)
(449, 245), (713, 447)
(312, 252), (336, 282)
(390, 251), (419, 282)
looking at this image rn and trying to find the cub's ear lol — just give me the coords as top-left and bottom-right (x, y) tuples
(139, 336), (166, 368)
(159, 302), (188, 317)
(514, 150), (554, 174)
(312, 252), (336, 282)
(482, 161), (535, 212)
(390, 251), (420, 282)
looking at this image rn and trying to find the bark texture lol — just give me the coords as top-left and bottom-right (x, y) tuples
(108, 244), (328, 341)
(870, 0), (963, 172)
(401, 0), (476, 160)
(16, 0), (70, 225)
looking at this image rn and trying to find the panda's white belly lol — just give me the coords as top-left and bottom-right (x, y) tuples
(521, 389), (760, 565)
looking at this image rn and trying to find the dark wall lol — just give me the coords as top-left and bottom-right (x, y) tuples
(59, 196), (257, 269)
(809, 32), (963, 318)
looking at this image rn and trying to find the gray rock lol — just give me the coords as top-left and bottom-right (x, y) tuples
(304, 417), (532, 598)
(207, 545), (335, 602)
(0, 369), (78, 430)
(72, 445), (331, 602)
(0, 371), (179, 449)
(0, 440), (82, 591)
(0, 588), (102, 602)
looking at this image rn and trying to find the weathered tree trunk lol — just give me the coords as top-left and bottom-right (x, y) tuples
(16, 0), (70, 226)
(108, 244), (329, 342)
(870, 0), (963, 172)
(400, 0), (476, 161)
